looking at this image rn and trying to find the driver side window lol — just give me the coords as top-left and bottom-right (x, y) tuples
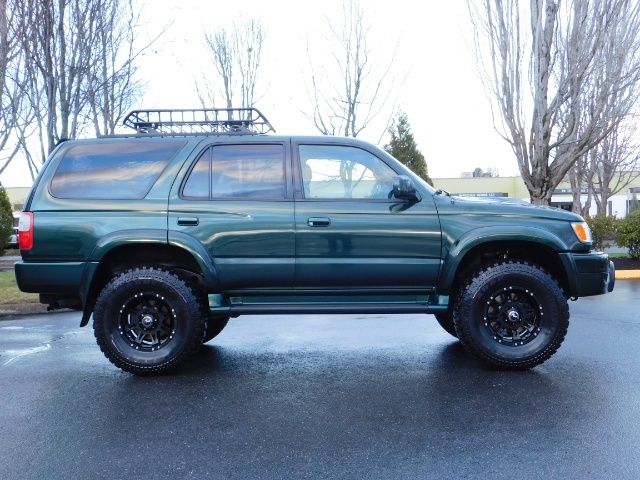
(298, 145), (397, 199)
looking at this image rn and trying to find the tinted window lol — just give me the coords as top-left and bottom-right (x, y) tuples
(182, 149), (210, 199)
(50, 141), (185, 199)
(183, 144), (285, 199)
(299, 145), (397, 199)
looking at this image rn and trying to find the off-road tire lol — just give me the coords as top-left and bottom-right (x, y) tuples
(434, 312), (457, 338)
(93, 266), (206, 375)
(453, 261), (569, 370)
(203, 315), (229, 343)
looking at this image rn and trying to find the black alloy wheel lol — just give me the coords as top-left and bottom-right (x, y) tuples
(93, 266), (205, 375)
(482, 286), (543, 347)
(454, 261), (569, 369)
(118, 291), (177, 352)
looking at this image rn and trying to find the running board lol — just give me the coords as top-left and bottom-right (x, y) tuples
(207, 298), (450, 317)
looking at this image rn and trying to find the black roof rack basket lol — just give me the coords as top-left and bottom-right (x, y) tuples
(123, 108), (275, 135)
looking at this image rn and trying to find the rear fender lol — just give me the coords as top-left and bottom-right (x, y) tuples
(79, 229), (220, 326)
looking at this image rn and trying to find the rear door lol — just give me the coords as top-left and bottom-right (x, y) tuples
(293, 142), (441, 289)
(168, 140), (295, 290)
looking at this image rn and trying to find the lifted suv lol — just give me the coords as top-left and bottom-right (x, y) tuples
(15, 108), (615, 374)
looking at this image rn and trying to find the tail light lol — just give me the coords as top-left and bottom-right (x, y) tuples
(18, 212), (34, 250)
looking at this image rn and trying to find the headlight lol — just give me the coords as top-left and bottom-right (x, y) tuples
(571, 222), (593, 243)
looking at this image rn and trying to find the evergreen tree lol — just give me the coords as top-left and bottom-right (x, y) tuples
(384, 113), (433, 186)
(0, 183), (14, 255)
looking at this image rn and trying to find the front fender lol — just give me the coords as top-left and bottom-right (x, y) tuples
(436, 225), (568, 294)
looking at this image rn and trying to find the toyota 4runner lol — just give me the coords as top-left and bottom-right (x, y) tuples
(15, 108), (615, 374)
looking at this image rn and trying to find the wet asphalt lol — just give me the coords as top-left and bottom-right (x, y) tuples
(1, 280), (640, 480)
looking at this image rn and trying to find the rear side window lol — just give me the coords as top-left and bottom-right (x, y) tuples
(50, 141), (185, 199)
(182, 144), (285, 199)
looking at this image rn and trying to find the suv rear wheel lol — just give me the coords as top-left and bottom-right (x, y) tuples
(93, 266), (206, 375)
(434, 312), (457, 338)
(453, 261), (569, 370)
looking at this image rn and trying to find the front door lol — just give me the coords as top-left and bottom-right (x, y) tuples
(293, 143), (441, 289)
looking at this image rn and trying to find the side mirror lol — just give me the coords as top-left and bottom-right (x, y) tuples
(393, 175), (420, 202)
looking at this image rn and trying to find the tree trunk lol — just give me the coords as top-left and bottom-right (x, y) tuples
(468, 0), (640, 206)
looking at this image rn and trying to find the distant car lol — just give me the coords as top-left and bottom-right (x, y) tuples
(4, 227), (18, 249)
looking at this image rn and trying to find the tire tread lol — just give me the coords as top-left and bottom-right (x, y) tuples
(93, 266), (206, 375)
(453, 261), (569, 370)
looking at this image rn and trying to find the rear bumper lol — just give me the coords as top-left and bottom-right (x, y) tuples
(14, 260), (84, 295)
(569, 252), (615, 297)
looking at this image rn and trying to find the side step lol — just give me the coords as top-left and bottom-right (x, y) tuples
(207, 293), (450, 317)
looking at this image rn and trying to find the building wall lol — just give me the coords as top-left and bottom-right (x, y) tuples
(433, 176), (531, 200)
(433, 175), (640, 218)
(5, 187), (30, 212)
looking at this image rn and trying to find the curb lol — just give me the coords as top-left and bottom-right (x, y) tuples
(615, 270), (640, 280)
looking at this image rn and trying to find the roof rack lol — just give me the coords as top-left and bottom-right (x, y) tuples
(122, 108), (275, 135)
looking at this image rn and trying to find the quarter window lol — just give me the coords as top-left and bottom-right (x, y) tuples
(50, 140), (185, 199)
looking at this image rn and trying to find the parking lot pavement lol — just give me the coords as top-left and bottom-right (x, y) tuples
(1, 280), (640, 479)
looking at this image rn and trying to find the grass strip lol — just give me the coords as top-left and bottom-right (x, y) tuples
(0, 271), (39, 305)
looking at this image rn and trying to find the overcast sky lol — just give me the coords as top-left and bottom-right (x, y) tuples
(0, 0), (519, 188)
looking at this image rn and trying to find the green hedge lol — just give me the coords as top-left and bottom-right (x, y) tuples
(585, 215), (616, 251)
(615, 210), (640, 259)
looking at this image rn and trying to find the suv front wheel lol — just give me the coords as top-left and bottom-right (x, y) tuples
(203, 315), (229, 343)
(453, 261), (569, 370)
(93, 266), (206, 375)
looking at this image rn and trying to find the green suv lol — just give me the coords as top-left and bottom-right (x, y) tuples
(15, 108), (615, 374)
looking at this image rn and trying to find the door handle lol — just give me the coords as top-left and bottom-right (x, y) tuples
(177, 217), (199, 226)
(307, 217), (331, 227)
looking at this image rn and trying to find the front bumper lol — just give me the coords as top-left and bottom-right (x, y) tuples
(568, 252), (615, 297)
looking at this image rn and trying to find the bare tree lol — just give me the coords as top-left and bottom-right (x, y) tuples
(467, 0), (640, 205)
(198, 29), (233, 109)
(568, 157), (593, 217)
(472, 167), (500, 178)
(5, 0), (157, 183)
(578, 119), (640, 216)
(197, 18), (266, 109)
(0, 0), (15, 152)
(593, 131), (640, 216)
(304, 0), (401, 139)
(86, 0), (145, 136)
(0, 0), (34, 176)
(17, 0), (101, 155)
